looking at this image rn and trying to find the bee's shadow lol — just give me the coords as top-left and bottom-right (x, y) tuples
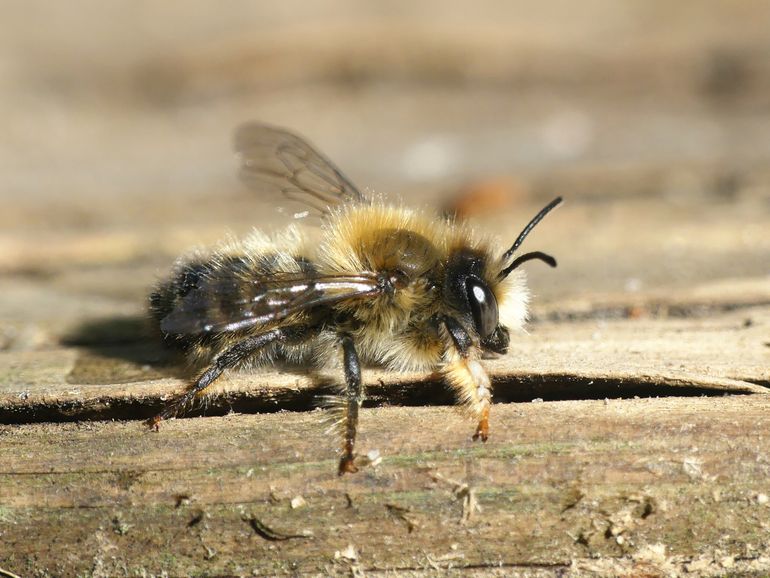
(61, 315), (185, 383)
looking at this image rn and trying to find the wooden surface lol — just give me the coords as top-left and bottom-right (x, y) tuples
(3, 397), (770, 577)
(2, 2), (770, 577)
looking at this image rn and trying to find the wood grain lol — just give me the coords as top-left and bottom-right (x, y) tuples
(3, 397), (770, 575)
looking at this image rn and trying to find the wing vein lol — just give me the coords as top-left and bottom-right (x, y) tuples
(235, 123), (368, 219)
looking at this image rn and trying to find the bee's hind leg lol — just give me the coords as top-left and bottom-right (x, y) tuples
(149, 325), (306, 428)
(338, 333), (364, 475)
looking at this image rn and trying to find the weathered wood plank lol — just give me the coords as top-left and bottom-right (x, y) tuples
(2, 396), (770, 576)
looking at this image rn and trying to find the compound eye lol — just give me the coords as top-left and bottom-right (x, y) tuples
(465, 278), (499, 339)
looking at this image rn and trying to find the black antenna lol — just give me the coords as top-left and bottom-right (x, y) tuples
(498, 197), (562, 279)
(499, 251), (557, 279)
(501, 197), (562, 262)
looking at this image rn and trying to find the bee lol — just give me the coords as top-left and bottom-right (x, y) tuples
(149, 123), (562, 475)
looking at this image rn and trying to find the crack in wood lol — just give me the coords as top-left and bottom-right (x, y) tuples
(0, 376), (759, 425)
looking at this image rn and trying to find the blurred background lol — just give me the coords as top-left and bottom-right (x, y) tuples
(1, 0), (769, 342)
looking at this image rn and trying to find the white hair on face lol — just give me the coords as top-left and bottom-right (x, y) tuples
(496, 268), (530, 332)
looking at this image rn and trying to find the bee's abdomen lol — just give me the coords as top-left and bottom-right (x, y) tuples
(150, 252), (315, 356)
(149, 259), (215, 351)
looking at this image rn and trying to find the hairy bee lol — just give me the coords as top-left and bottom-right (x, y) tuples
(149, 123), (561, 475)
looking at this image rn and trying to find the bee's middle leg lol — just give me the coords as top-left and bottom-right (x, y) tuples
(338, 333), (364, 475)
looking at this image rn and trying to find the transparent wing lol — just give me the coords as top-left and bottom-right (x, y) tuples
(160, 271), (381, 336)
(234, 123), (368, 217)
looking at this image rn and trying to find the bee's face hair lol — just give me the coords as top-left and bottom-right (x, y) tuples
(498, 197), (563, 280)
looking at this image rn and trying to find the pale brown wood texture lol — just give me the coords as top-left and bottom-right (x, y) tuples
(2, 2), (770, 576)
(2, 397), (770, 576)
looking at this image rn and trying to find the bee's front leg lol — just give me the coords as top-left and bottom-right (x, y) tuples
(442, 316), (492, 442)
(338, 333), (364, 475)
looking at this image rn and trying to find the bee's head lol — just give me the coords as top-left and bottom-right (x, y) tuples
(444, 249), (510, 353)
(444, 197), (562, 354)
